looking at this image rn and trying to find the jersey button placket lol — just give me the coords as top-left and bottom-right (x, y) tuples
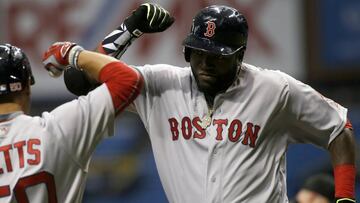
(206, 143), (222, 203)
(213, 148), (217, 154)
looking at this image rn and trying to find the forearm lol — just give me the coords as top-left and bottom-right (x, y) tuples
(76, 49), (143, 111)
(329, 128), (356, 165)
(63, 3), (173, 97)
(77, 50), (118, 81)
(95, 3), (174, 59)
(62, 36), (133, 97)
(95, 24), (136, 59)
(329, 127), (357, 200)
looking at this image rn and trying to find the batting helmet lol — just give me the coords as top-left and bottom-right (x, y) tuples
(0, 44), (35, 95)
(182, 5), (248, 62)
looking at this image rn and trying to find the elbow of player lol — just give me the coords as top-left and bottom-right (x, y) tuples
(100, 61), (143, 110)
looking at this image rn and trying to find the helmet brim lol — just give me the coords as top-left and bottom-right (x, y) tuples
(182, 34), (242, 56)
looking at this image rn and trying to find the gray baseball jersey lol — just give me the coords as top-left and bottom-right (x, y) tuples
(133, 63), (347, 203)
(0, 84), (114, 203)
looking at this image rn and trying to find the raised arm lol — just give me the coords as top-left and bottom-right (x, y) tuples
(96, 3), (174, 58)
(64, 3), (174, 96)
(42, 42), (143, 112)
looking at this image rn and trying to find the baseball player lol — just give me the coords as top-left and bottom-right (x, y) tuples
(0, 42), (144, 202)
(0, 5), (173, 202)
(64, 4), (357, 203)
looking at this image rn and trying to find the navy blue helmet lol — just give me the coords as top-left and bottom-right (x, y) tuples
(0, 44), (35, 95)
(182, 5), (248, 62)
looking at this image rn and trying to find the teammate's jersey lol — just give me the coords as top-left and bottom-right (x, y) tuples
(0, 84), (114, 203)
(133, 63), (347, 203)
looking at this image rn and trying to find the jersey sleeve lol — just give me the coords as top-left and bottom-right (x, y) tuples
(43, 84), (115, 168)
(282, 74), (347, 148)
(131, 64), (183, 129)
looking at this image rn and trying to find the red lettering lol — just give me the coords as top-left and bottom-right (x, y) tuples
(228, 120), (242, 142)
(0, 144), (13, 172)
(181, 117), (192, 140)
(242, 123), (261, 148)
(27, 139), (41, 165)
(204, 21), (216, 37)
(192, 117), (205, 139)
(168, 118), (179, 140)
(169, 116), (261, 147)
(0, 185), (10, 197)
(14, 141), (26, 168)
(0, 171), (57, 201)
(213, 119), (228, 141)
(14, 171), (57, 203)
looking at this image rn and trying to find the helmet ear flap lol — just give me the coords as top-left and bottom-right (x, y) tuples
(184, 47), (191, 62)
(236, 46), (246, 63)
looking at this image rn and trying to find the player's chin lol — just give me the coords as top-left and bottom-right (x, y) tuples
(197, 81), (217, 94)
(198, 74), (217, 84)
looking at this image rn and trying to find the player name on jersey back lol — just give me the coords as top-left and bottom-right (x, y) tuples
(0, 139), (41, 174)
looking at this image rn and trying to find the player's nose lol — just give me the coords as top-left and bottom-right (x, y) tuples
(200, 55), (215, 71)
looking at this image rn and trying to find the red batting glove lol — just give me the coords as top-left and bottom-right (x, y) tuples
(42, 42), (82, 77)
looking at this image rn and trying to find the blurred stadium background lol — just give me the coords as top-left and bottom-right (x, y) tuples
(1, 0), (359, 201)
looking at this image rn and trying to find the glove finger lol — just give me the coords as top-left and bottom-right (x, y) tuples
(59, 42), (75, 58)
(141, 3), (153, 23)
(149, 4), (160, 27)
(159, 15), (175, 31)
(140, 3), (151, 19)
(159, 8), (171, 28)
(45, 64), (63, 78)
(42, 53), (59, 67)
(155, 6), (166, 28)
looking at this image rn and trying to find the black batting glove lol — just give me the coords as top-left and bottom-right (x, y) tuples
(124, 3), (175, 37)
(335, 198), (356, 203)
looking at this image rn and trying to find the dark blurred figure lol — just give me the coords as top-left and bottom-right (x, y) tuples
(290, 174), (334, 203)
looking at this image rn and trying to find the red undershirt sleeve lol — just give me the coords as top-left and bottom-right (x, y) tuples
(98, 61), (144, 112)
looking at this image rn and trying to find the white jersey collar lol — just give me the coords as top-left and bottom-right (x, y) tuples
(0, 111), (23, 123)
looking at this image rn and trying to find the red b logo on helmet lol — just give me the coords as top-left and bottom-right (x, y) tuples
(204, 21), (216, 37)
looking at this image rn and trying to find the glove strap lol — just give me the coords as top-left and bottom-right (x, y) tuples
(68, 45), (84, 69)
(100, 23), (138, 59)
(130, 28), (143, 38)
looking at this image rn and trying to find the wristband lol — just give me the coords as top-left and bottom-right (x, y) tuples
(334, 164), (356, 198)
(101, 23), (137, 58)
(68, 45), (84, 69)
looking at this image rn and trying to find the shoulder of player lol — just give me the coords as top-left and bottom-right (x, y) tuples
(13, 113), (39, 123)
(241, 63), (290, 88)
(132, 64), (191, 78)
(5, 113), (47, 131)
(133, 63), (189, 71)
